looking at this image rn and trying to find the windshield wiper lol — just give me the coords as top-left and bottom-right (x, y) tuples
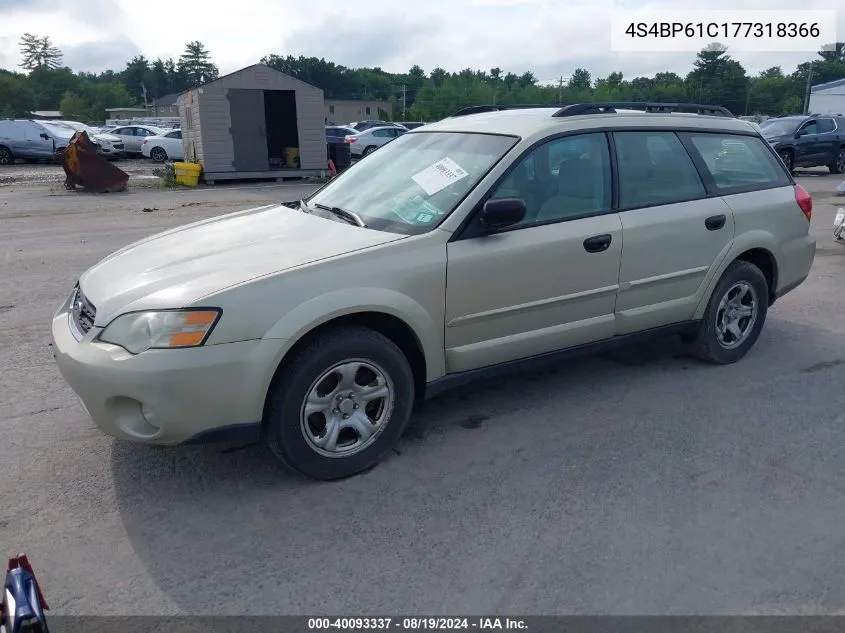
(313, 203), (367, 227)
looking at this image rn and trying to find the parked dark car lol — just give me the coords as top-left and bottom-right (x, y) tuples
(325, 125), (357, 140)
(759, 113), (845, 173)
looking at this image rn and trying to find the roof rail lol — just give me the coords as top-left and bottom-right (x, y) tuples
(450, 104), (554, 117)
(552, 102), (734, 118)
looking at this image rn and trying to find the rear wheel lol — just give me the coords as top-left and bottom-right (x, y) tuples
(689, 260), (769, 365)
(829, 147), (845, 174)
(779, 149), (794, 172)
(362, 145), (377, 156)
(150, 146), (168, 162)
(264, 326), (415, 480)
(0, 146), (13, 165)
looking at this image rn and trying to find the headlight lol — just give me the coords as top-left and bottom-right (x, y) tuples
(98, 309), (221, 354)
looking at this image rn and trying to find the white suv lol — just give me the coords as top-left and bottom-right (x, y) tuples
(52, 102), (816, 480)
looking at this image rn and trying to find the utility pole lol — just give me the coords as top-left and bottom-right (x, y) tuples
(402, 84), (406, 118)
(803, 62), (814, 114)
(558, 76), (563, 105)
(140, 82), (148, 111)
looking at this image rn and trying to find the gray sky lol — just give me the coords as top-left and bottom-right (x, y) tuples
(0, 0), (841, 82)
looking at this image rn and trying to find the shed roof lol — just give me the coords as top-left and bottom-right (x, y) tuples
(181, 63), (322, 95)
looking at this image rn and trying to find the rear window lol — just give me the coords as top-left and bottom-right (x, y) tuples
(685, 133), (790, 191)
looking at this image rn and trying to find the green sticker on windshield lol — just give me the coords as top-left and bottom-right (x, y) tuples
(415, 212), (435, 223)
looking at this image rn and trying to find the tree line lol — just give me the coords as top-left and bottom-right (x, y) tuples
(1, 34), (844, 123)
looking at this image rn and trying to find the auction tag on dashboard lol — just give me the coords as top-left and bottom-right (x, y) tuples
(412, 157), (469, 196)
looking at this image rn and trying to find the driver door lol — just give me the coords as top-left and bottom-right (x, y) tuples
(444, 132), (623, 373)
(794, 120), (821, 165)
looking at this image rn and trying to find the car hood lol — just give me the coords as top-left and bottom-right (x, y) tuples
(94, 132), (121, 142)
(79, 203), (408, 325)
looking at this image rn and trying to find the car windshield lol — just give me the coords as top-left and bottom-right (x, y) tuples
(306, 131), (518, 235)
(759, 118), (801, 137)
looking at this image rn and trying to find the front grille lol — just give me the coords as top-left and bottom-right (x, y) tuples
(113, 143), (124, 149)
(71, 286), (97, 336)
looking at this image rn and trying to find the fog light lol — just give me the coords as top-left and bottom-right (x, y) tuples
(140, 403), (160, 430)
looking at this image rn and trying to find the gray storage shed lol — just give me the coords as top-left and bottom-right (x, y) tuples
(177, 64), (327, 182)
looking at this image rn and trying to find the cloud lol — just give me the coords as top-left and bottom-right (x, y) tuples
(0, 0), (843, 80)
(63, 39), (142, 73)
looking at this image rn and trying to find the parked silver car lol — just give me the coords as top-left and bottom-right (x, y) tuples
(345, 125), (406, 158)
(0, 119), (75, 165)
(105, 125), (168, 155)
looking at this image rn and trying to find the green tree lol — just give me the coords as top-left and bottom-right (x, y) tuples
(0, 70), (35, 116)
(19, 33), (63, 71)
(58, 91), (90, 119)
(178, 41), (219, 88)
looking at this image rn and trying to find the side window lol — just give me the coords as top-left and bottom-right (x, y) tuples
(798, 120), (819, 136)
(489, 132), (611, 226)
(686, 133), (791, 190)
(816, 118), (835, 134)
(373, 129), (389, 138)
(113, 127), (127, 135)
(614, 131), (706, 208)
(132, 127), (146, 136)
(165, 130), (182, 139)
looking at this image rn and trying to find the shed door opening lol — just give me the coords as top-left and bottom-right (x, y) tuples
(264, 90), (300, 169)
(228, 89), (270, 172)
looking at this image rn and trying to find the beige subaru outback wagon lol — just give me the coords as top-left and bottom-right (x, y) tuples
(52, 102), (816, 480)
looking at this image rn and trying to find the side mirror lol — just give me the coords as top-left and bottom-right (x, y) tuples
(40, 133), (49, 140)
(478, 198), (526, 232)
(795, 128), (808, 138)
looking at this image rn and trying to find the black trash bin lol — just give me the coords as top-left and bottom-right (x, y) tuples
(332, 142), (352, 173)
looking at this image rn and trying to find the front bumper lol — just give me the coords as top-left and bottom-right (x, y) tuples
(51, 303), (280, 444)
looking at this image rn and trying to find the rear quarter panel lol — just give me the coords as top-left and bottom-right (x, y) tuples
(692, 185), (815, 318)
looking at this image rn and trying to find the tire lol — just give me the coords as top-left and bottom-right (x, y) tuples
(0, 146), (13, 166)
(829, 147), (845, 174)
(150, 147), (168, 162)
(264, 326), (415, 480)
(362, 145), (377, 156)
(689, 260), (769, 365)
(779, 149), (794, 172)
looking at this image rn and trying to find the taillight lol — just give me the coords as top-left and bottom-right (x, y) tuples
(345, 136), (356, 143)
(794, 184), (812, 221)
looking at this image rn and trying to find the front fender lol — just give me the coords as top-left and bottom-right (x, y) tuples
(692, 229), (780, 320)
(262, 287), (445, 383)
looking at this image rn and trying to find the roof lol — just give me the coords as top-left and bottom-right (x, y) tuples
(181, 63), (321, 95)
(105, 107), (148, 112)
(153, 92), (180, 106)
(29, 110), (61, 117)
(811, 77), (845, 93)
(418, 107), (756, 139)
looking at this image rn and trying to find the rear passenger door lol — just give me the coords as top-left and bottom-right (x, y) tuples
(612, 130), (735, 335)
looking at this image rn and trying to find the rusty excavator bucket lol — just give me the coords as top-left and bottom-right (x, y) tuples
(59, 130), (129, 193)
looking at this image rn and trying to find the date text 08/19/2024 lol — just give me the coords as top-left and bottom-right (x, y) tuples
(307, 617), (529, 630)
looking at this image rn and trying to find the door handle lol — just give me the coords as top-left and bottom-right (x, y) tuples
(583, 234), (612, 253)
(705, 214), (726, 231)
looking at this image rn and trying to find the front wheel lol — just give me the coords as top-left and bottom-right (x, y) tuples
(689, 260), (769, 365)
(829, 148), (845, 174)
(0, 146), (13, 165)
(264, 326), (415, 480)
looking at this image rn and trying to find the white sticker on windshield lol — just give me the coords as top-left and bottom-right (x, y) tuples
(412, 157), (469, 196)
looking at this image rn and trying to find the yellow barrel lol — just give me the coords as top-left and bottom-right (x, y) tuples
(173, 161), (201, 186)
(284, 147), (300, 168)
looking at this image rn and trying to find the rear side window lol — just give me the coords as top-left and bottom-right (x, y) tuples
(816, 118), (836, 134)
(685, 133), (790, 191)
(613, 131), (706, 208)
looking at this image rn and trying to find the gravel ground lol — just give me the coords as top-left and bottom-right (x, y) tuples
(0, 157), (161, 186)
(1, 173), (844, 616)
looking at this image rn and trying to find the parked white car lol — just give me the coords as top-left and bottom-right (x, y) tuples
(141, 129), (184, 162)
(105, 125), (168, 155)
(55, 121), (125, 158)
